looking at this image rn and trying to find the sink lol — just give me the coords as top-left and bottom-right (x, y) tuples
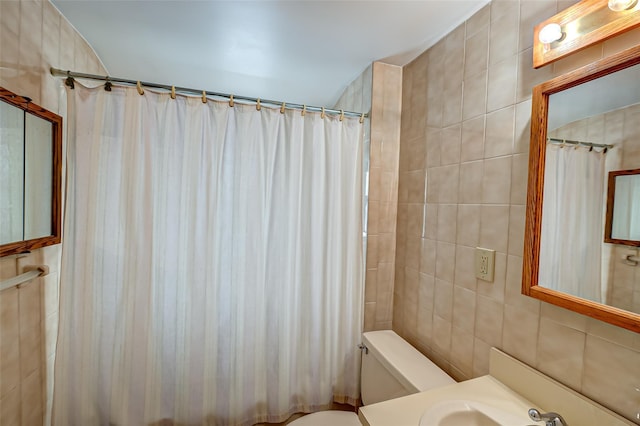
(419, 399), (532, 426)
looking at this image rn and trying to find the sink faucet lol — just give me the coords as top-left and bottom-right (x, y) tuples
(528, 408), (568, 426)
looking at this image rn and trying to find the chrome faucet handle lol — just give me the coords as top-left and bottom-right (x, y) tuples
(528, 408), (568, 426)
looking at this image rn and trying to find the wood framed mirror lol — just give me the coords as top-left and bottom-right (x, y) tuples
(523, 45), (640, 333)
(0, 87), (62, 257)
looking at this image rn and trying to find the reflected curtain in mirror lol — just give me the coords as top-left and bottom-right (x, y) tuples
(539, 144), (607, 303)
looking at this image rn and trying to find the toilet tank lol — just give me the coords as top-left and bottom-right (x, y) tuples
(360, 330), (455, 405)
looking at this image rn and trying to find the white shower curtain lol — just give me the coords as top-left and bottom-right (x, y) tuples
(539, 145), (606, 303)
(53, 83), (364, 425)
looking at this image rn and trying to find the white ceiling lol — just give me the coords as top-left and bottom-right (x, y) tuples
(51, 0), (489, 109)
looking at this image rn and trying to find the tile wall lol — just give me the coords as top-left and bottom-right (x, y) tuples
(335, 62), (403, 331)
(392, 0), (640, 423)
(0, 1), (106, 424)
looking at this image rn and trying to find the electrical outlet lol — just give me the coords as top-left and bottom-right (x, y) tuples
(475, 247), (495, 282)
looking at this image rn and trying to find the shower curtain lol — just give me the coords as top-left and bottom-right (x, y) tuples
(53, 84), (364, 425)
(539, 144), (606, 303)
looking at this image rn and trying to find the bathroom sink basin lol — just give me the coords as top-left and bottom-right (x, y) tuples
(419, 399), (532, 426)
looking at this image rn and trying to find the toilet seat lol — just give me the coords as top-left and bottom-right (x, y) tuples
(287, 410), (361, 426)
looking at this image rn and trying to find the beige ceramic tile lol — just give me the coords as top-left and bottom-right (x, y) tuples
(472, 337), (491, 377)
(452, 285), (476, 333)
(436, 204), (458, 244)
(434, 279), (454, 322)
(475, 294), (504, 348)
(485, 106), (515, 158)
(552, 44), (603, 77)
(405, 236), (421, 271)
(436, 164), (460, 204)
(458, 160), (484, 204)
(0, 288), (20, 399)
(479, 205), (510, 254)
(581, 335), (640, 422)
(464, 26), (489, 81)
(482, 156), (512, 204)
(508, 204), (525, 256)
(406, 137), (426, 172)
(540, 302), (588, 332)
(425, 127), (442, 168)
(489, 14), (519, 66)
(442, 83), (463, 127)
(424, 204), (438, 240)
(517, 48), (555, 103)
(440, 124), (461, 166)
(453, 245), (478, 291)
(486, 55), (517, 113)
(450, 326), (474, 377)
(363, 302), (376, 332)
(514, 99), (532, 154)
(536, 317), (585, 390)
(465, 3), (490, 39)
(505, 254), (541, 314)
(502, 302), (540, 367)
(603, 27), (640, 58)
(461, 116), (486, 162)
(18, 281), (42, 380)
(456, 204), (481, 248)
(406, 203), (423, 238)
(21, 369), (42, 425)
(0, 387), (21, 426)
(407, 170), (425, 204)
(432, 315), (452, 357)
(377, 233), (396, 263)
(419, 238), (437, 276)
(418, 272), (436, 313)
(510, 153), (529, 205)
(365, 269), (378, 303)
(417, 307), (434, 348)
(435, 241), (456, 283)
(462, 69), (488, 121)
(586, 318), (640, 351)
(366, 234), (379, 270)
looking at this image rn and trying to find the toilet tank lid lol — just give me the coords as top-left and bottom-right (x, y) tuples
(362, 330), (455, 393)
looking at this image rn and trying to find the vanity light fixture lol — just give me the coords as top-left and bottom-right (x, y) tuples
(608, 0), (638, 11)
(538, 23), (564, 43)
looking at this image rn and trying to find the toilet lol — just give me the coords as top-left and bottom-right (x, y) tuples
(289, 330), (455, 426)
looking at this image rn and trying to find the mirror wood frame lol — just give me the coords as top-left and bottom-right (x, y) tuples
(0, 86), (62, 257)
(604, 168), (640, 247)
(523, 44), (640, 334)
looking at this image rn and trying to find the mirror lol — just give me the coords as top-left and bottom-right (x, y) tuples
(605, 169), (640, 246)
(0, 86), (62, 257)
(523, 45), (640, 333)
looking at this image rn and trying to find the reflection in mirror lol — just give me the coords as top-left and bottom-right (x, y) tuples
(0, 86), (62, 256)
(0, 100), (25, 244)
(523, 46), (640, 333)
(606, 169), (640, 245)
(541, 61), (640, 312)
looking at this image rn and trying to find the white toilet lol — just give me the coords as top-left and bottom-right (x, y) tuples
(289, 330), (455, 426)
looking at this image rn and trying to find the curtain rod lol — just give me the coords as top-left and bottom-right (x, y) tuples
(50, 68), (369, 121)
(547, 137), (613, 150)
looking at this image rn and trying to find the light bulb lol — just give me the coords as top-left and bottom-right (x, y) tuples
(539, 23), (563, 44)
(608, 0), (638, 11)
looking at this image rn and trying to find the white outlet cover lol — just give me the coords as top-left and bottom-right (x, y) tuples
(475, 247), (495, 282)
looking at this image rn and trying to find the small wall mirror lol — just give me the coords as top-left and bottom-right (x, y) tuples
(0, 87), (62, 257)
(605, 169), (640, 246)
(523, 45), (640, 333)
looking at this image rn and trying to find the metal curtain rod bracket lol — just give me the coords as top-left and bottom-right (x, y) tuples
(547, 137), (613, 150)
(50, 68), (369, 120)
